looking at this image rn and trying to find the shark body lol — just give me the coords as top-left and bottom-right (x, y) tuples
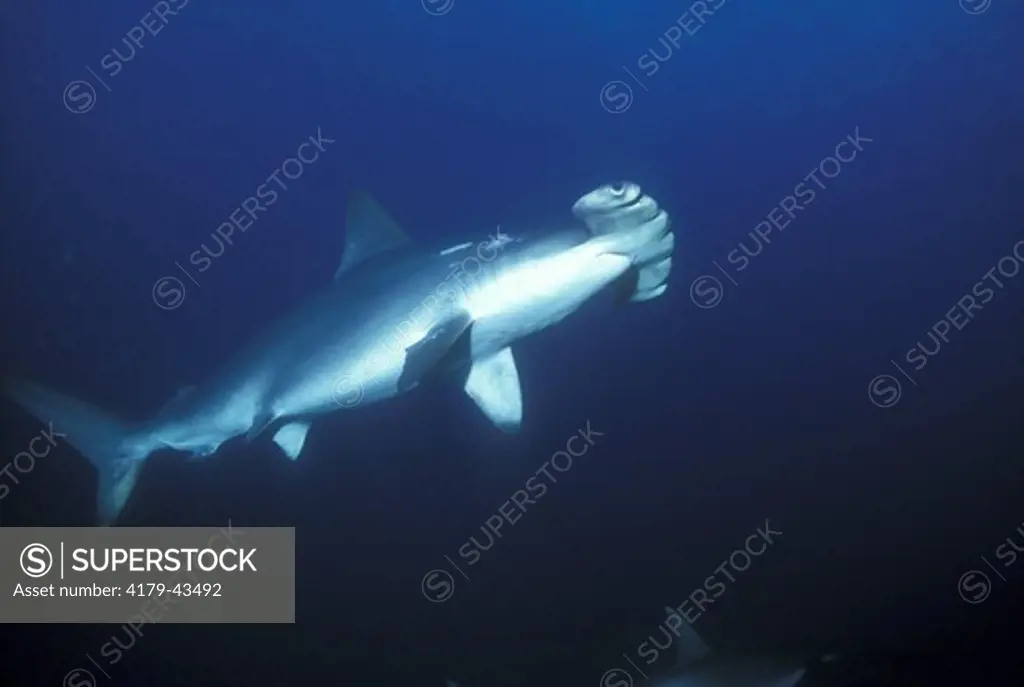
(6, 182), (674, 524)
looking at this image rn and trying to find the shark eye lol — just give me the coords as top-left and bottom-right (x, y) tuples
(609, 183), (627, 196)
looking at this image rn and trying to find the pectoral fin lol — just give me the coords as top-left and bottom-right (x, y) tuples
(272, 421), (312, 460)
(398, 313), (473, 393)
(464, 347), (522, 432)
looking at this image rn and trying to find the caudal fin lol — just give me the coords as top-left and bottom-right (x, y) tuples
(6, 378), (147, 525)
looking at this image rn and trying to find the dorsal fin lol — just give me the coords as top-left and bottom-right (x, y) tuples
(664, 606), (711, 669)
(335, 189), (411, 278)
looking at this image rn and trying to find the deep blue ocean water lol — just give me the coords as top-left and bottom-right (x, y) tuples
(2, 1), (1023, 685)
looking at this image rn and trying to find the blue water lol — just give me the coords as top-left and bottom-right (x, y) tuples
(2, 0), (1023, 685)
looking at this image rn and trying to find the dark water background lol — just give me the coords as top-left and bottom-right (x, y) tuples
(2, 0), (1023, 685)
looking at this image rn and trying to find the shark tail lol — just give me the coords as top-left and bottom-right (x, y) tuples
(572, 182), (675, 302)
(6, 378), (148, 525)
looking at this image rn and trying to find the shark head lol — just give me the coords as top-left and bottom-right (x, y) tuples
(572, 182), (664, 239)
(572, 182), (675, 302)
